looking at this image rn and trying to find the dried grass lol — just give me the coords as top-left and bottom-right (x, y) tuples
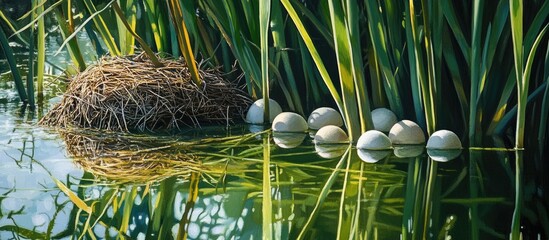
(40, 54), (251, 131)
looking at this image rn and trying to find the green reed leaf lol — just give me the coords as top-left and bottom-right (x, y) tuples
(365, 0), (404, 119)
(280, 0), (344, 117)
(53, 178), (92, 213)
(112, 2), (162, 67)
(328, 0), (360, 141)
(0, 27), (28, 103)
(166, 0), (201, 86)
(82, 0), (120, 56)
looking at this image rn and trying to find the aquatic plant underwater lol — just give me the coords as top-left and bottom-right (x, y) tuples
(0, 0), (548, 239)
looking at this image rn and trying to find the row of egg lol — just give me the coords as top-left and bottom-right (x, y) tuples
(246, 98), (462, 150)
(315, 144), (462, 163)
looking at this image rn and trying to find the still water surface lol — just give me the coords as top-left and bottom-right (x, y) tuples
(0, 80), (530, 239)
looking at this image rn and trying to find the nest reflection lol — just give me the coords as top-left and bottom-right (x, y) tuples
(62, 130), (201, 183)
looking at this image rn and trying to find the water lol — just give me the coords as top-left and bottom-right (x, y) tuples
(1, 30), (546, 240)
(0, 78), (541, 239)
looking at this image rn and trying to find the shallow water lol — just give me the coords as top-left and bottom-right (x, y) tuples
(1, 32), (547, 239)
(0, 78), (543, 239)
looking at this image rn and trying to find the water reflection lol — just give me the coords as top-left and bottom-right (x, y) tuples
(0, 98), (540, 240)
(314, 144), (347, 159)
(427, 148), (462, 162)
(357, 149), (391, 163)
(393, 144), (424, 158)
(0, 125), (537, 239)
(60, 130), (199, 183)
(0, 115), (83, 239)
(273, 132), (307, 149)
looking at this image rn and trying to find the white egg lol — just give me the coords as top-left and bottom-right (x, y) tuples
(356, 130), (392, 150)
(245, 98), (283, 124)
(371, 108), (397, 132)
(388, 120), (425, 144)
(426, 130), (462, 149)
(271, 112), (308, 132)
(314, 125), (349, 144)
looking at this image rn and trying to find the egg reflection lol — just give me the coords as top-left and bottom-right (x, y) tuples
(248, 124), (265, 134)
(393, 145), (424, 158)
(427, 149), (462, 162)
(357, 149), (391, 163)
(315, 144), (348, 159)
(273, 132), (307, 149)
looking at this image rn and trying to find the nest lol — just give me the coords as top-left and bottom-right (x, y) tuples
(40, 54), (251, 131)
(62, 130), (202, 183)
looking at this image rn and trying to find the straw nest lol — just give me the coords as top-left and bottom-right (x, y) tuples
(40, 54), (251, 131)
(62, 130), (202, 183)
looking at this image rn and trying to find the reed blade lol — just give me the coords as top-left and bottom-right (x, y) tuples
(291, 0), (334, 49)
(262, 135), (273, 239)
(166, 0), (201, 86)
(10, 0), (63, 37)
(419, 0), (438, 134)
(119, 186), (138, 234)
(328, 0), (360, 141)
(177, 172), (200, 239)
(298, 36), (323, 105)
(202, 1), (261, 96)
(442, 30), (468, 131)
(181, 1), (216, 65)
(143, 0), (167, 52)
(0, 26), (28, 103)
(346, 0), (374, 132)
(364, 0), (404, 119)
(26, 6), (36, 109)
(112, 2), (162, 67)
(297, 146), (350, 240)
(53, 178), (92, 213)
(52, 7), (86, 72)
(405, 0), (434, 132)
(523, 1), (549, 52)
(82, 0), (121, 56)
(116, 0), (137, 55)
(469, 0), (484, 146)
(539, 45), (549, 148)
(487, 73), (516, 134)
(510, 151), (523, 239)
(36, 1), (45, 99)
(0, 226), (47, 239)
(0, 7), (18, 33)
(259, 0), (271, 122)
(517, 23), (549, 148)
(509, 0), (524, 148)
(403, 2), (425, 128)
(441, 0), (470, 66)
(280, 0), (344, 127)
(271, 0), (304, 115)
